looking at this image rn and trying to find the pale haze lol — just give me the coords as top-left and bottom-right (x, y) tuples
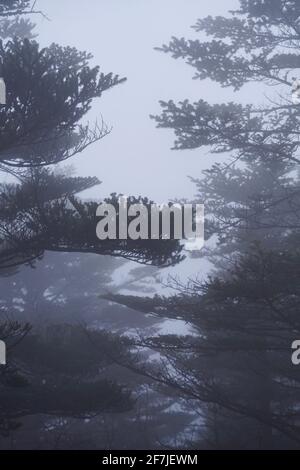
(37, 0), (239, 202)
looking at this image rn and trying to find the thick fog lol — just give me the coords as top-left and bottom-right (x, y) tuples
(37, 0), (238, 202)
(2, 0), (299, 452)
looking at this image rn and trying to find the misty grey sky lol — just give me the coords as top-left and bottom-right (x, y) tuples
(36, 0), (240, 202)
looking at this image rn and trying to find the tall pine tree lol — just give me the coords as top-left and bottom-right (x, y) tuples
(105, 0), (300, 449)
(0, 1), (182, 438)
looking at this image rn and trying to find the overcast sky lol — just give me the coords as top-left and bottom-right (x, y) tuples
(36, 0), (240, 202)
